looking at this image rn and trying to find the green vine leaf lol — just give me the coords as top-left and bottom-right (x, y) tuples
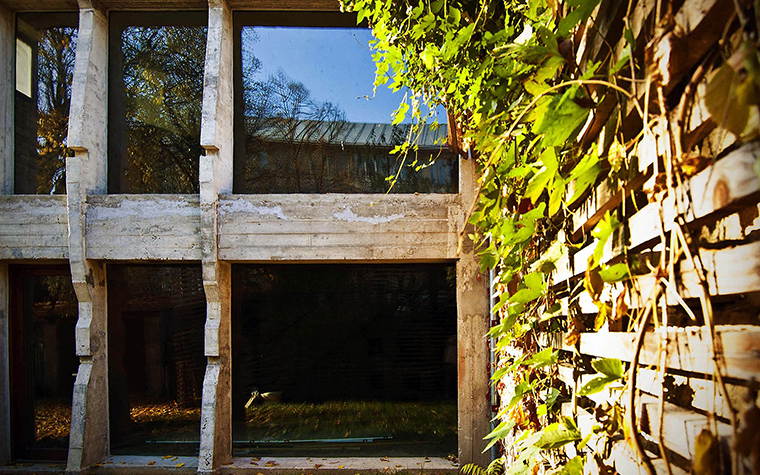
(578, 358), (624, 396)
(548, 456), (584, 475)
(598, 262), (629, 283)
(522, 347), (558, 368)
(557, 0), (603, 36)
(534, 418), (582, 449)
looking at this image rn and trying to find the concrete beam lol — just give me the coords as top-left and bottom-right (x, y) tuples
(85, 195), (202, 261)
(0, 196), (69, 260)
(65, 2), (109, 472)
(456, 157), (491, 467)
(218, 194), (460, 261)
(0, 4), (13, 194)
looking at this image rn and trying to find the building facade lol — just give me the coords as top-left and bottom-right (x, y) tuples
(0, 1), (491, 473)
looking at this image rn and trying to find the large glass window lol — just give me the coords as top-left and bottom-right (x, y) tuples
(9, 266), (78, 460)
(14, 14), (78, 194)
(108, 13), (207, 194)
(232, 264), (458, 457)
(107, 265), (206, 455)
(234, 13), (457, 194)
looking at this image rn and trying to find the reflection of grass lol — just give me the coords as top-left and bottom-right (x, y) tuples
(245, 401), (457, 441)
(129, 401), (201, 440)
(35, 399), (71, 444)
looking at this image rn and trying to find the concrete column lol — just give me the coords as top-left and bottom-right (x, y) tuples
(456, 156), (491, 467)
(198, 1), (233, 473)
(0, 262), (10, 464)
(65, 2), (109, 472)
(0, 4), (13, 193)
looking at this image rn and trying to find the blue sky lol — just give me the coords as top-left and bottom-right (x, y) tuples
(242, 26), (446, 124)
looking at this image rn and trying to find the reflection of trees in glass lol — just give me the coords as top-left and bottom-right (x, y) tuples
(120, 25), (206, 193)
(238, 27), (455, 194)
(28, 27), (77, 194)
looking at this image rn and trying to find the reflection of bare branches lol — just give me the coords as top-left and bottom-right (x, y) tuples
(240, 70), (454, 193)
(120, 25), (206, 193)
(35, 27), (77, 194)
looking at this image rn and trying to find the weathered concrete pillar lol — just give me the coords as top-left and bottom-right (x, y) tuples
(0, 262), (10, 464)
(0, 4), (13, 194)
(198, 1), (233, 472)
(457, 156), (491, 467)
(65, 2), (109, 473)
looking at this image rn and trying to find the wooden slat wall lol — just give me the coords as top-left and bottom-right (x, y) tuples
(507, 0), (760, 473)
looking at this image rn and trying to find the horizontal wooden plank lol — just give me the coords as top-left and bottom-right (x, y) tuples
(579, 325), (760, 380)
(640, 394), (733, 466)
(636, 368), (747, 422)
(554, 142), (760, 284)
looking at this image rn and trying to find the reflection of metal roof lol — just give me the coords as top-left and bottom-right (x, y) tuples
(247, 119), (449, 149)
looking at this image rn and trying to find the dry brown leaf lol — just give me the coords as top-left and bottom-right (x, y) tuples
(692, 428), (720, 475)
(147, 461), (156, 466)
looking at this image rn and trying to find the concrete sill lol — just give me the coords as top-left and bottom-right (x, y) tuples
(1, 456), (459, 474)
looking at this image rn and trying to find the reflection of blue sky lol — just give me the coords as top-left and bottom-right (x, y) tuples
(243, 27), (445, 124)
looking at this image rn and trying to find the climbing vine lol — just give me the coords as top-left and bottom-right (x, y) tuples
(339, 0), (760, 473)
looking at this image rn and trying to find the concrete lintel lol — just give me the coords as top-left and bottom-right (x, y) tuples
(0, 4), (13, 194)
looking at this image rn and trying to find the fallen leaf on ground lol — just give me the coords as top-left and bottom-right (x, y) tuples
(148, 461), (155, 465)
(176, 463), (185, 468)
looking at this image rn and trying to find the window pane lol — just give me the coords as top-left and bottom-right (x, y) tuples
(108, 265), (205, 455)
(232, 264), (458, 457)
(234, 15), (457, 194)
(10, 267), (78, 460)
(108, 13), (207, 194)
(14, 14), (78, 194)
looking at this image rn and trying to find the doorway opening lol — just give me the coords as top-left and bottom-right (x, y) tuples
(9, 265), (78, 461)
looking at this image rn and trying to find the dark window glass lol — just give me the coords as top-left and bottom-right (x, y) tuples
(108, 13), (207, 194)
(108, 265), (205, 455)
(9, 266), (78, 461)
(14, 14), (78, 194)
(232, 264), (458, 457)
(234, 12), (457, 194)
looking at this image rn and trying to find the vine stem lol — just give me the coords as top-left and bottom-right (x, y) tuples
(457, 79), (641, 255)
(673, 222), (739, 472)
(627, 297), (658, 475)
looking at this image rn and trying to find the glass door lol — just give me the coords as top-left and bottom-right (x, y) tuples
(9, 265), (78, 460)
